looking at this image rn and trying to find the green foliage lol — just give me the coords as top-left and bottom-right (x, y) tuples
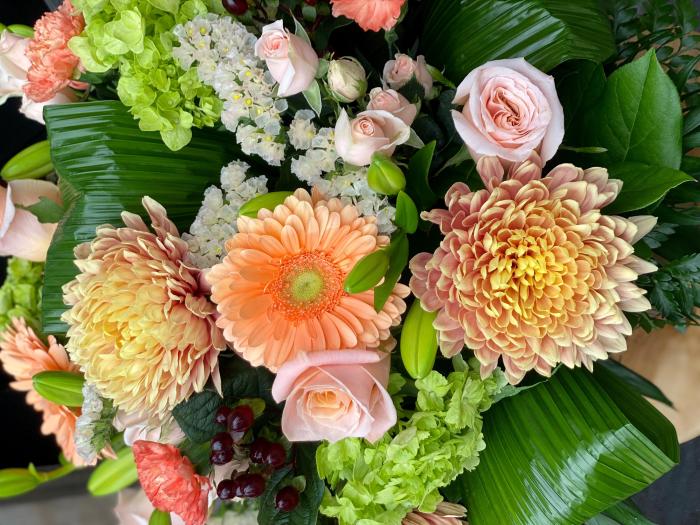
(317, 362), (506, 525)
(69, 0), (222, 150)
(456, 367), (678, 525)
(0, 258), (44, 332)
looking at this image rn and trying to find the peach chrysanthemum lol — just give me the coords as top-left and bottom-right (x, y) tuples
(331, 0), (407, 32)
(23, 0), (86, 103)
(207, 188), (409, 371)
(403, 502), (467, 525)
(410, 155), (657, 384)
(133, 440), (210, 525)
(62, 197), (226, 423)
(0, 317), (88, 465)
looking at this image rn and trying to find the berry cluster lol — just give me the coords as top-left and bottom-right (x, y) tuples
(211, 405), (300, 512)
(221, 0), (249, 15)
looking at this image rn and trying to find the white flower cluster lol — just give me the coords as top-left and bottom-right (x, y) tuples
(173, 15), (287, 165)
(287, 111), (396, 234)
(184, 161), (268, 269)
(74, 382), (104, 464)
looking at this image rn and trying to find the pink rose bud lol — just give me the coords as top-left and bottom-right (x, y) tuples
(255, 20), (319, 98)
(335, 109), (411, 167)
(451, 57), (565, 164)
(382, 54), (433, 97)
(367, 87), (418, 126)
(272, 350), (397, 443)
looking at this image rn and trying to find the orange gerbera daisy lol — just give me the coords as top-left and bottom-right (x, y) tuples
(0, 317), (87, 465)
(207, 189), (409, 371)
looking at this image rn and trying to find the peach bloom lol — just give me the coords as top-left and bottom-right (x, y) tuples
(207, 188), (409, 372)
(255, 20), (319, 97)
(62, 197), (226, 423)
(272, 350), (396, 442)
(452, 57), (564, 164)
(0, 30), (31, 103)
(114, 489), (185, 525)
(133, 441), (210, 525)
(403, 502), (467, 525)
(0, 180), (61, 262)
(113, 410), (186, 448)
(409, 156), (657, 384)
(24, 0), (86, 103)
(0, 317), (89, 465)
(331, 0), (407, 32)
(383, 54), (433, 97)
(367, 87), (417, 126)
(335, 109), (410, 166)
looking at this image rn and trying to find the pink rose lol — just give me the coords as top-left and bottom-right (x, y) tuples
(114, 489), (185, 525)
(272, 350), (397, 443)
(335, 109), (410, 166)
(255, 20), (319, 97)
(383, 54), (433, 97)
(0, 31), (30, 103)
(451, 57), (564, 164)
(0, 180), (61, 262)
(367, 87), (417, 126)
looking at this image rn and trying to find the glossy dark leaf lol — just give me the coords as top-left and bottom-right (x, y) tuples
(374, 233), (409, 312)
(344, 250), (390, 294)
(395, 191), (419, 234)
(597, 360), (672, 407)
(406, 141), (437, 211)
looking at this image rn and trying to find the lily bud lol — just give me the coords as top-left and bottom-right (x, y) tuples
(367, 153), (406, 195)
(327, 57), (367, 103)
(0, 468), (39, 498)
(33, 371), (85, 407)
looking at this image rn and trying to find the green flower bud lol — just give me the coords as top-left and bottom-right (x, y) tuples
(0, 469), (40, 499)
(1, 140), (53, 181)
(400, 300), (439, 379)
(239, 192), (293, 218)
(149, 510), (172, 525)
(344, 250), (390, 294)
(367, 154), (406, 195)
(87, 447), (138, 496)
(33, 371), (85, 407)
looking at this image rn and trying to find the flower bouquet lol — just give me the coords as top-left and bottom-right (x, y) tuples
(1, 0), (698, 523)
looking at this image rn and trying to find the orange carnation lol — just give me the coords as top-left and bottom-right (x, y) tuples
(331, 0), (407, 32)
(207, 189), (409, 371)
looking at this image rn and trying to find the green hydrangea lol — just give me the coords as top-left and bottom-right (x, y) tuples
(0, 258), (44, 331)
(69, 0), (222, 150)
(316, 360), (506, 525)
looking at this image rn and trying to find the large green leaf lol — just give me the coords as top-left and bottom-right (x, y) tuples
(456, 367), (679, 525)
(421, 0), (615, 81)
(583, 50), (683, 169)
(42, 101), (237, 335)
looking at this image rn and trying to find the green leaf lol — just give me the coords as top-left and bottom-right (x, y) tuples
(87, 447), (139, 496)
(146, 0), (179, 14)
(374, 233), (409, 312)
(406, 141), (437, 211)
(395, 191), (418, 234)
(42, 101), (236, 335)
(0, 469), (40, 499)
(149, 509), (172, 525)
(32, 371), (85, 407)
(587, 500), (656, 525)
(239, 192), (293, 218)
(421, 0), (615, 81)
(303, 80), (322, 116)
(172, 390), (222, 444)
(604, 162), (693, 214)
(16, 197), (65, 224)
(400, 300), (439, 379)
(597, 360), (672, 407)
(258, 443), (324, 525)
(583, 50), (683, 169)
(555, 60), (606, 141)
(344, 250), (390, 294)
(456, 367), (679, 525)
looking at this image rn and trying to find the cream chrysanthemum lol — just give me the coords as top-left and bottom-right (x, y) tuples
(410, 156), (657, 384)
(62, 198), (226, 421)
(207, 188), (409, 371)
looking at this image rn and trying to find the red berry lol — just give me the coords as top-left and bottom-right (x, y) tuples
(275, 486), (300, 511)
(217, 479), (238, 500)
(221, 0), (248, 15)
(264, 443), (287, 469)
(210, 449), (234, 465)
(305, 0), (317, 5)
(234, 473), (266, 498)
(211, 432), (233, 453)
(249, 438), (270, 464)
(214, 406), (231, 426)
(228, 405), (255, 433)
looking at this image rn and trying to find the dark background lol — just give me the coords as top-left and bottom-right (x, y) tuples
(0, 1), (698, 523)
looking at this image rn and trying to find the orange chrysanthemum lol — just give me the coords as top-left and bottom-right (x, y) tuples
(410, 155), (657, 384)
(331, 0), (407, 32)
(207, 189), (409, 371)
(403, 502), (467, 525)
(133, 440), (210, 525)
(0, 317), (87, 465)
(62, 197), (226, 423)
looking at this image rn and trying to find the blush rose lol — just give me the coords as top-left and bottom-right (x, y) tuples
(383, 54), (433, 97)
(335, 108), (410, 166)
(367, 87), (417, 126)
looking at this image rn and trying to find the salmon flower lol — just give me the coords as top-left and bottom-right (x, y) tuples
(331, 0), (407, 32)
(403, 502), (468, 525)
(0, 317), (88, 465)
(207, 188), (409, 371)
(410, 155), (657, 384)
(24, 0), (86, 103)
(62, 197), (226, 423)
(133, 441), (210, 525)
